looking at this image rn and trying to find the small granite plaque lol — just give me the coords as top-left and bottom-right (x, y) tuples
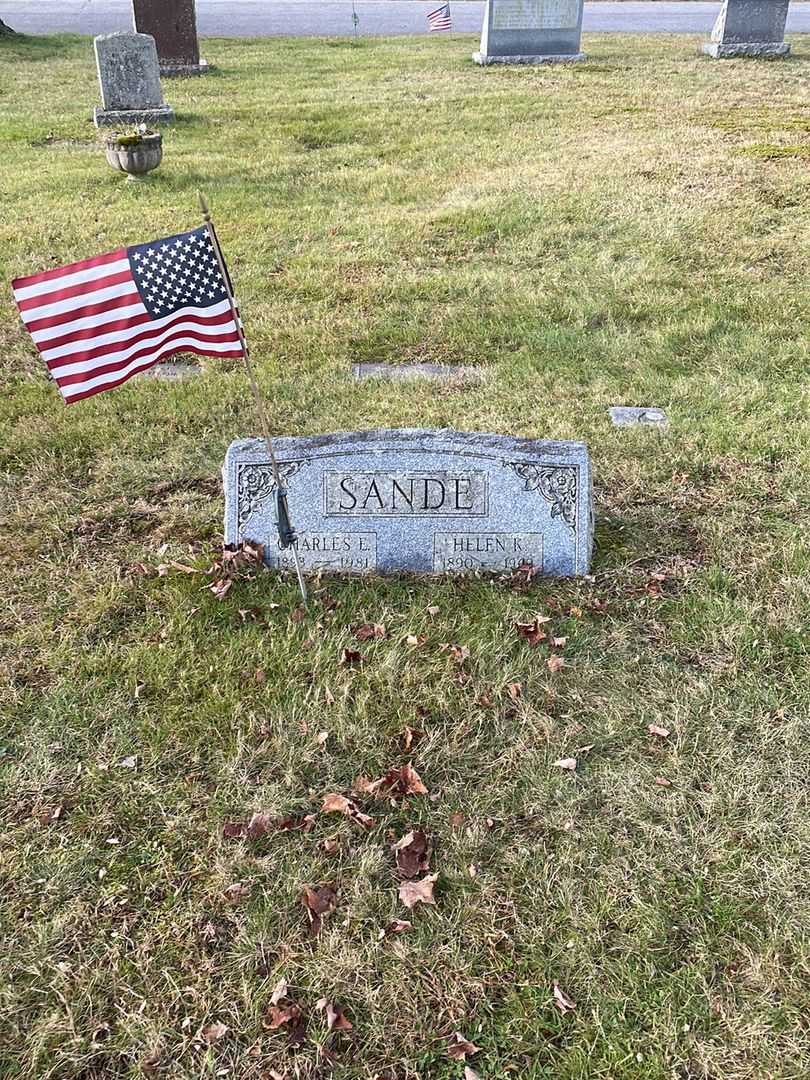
(93, 32), (175, 127)
(473, 0), (585, 65)
(703, 0), (790, 59)
(223, 429), (593, 577)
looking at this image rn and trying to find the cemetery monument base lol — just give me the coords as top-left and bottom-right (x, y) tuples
(703, 0), (791, 59)
(474, 0), (586, 66)
(93, 32), (175, 127)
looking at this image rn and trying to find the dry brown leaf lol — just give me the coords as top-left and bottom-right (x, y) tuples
(441, 643), (470, 664)
(339, 648), (363, 667)
(379, 918), (412, 939)
(401, 725), (425, 750)
(302, 883), (338, 937)
(449, 811), (465, 829)
(222, 881), (251, 904)
(448, 1032), (481, 1061)
(321, 792), (374, 829)
(316, 730), (329, 750)
(354, 623), (386, 641)
(552, 982), (576, 1013)
(246, 811), (274, 840)
(399, 873), (438, 909)
(201, 1021), (228, 1044)
(426, 605), (440, 616)
(465, 1068), (482, 1080)
(324, 686), (335, 706)
(552, 636), (568, 648)
(655, 776), (672, 787)
(366, 763), (428, 798)
(222, 820), (245, 840)
(270, 978), (288, 1005)
(547, 655), (565, 673)
(406, 633), (427, 648)
(254, 668), (266, 685)
(648, 723), (671, 738)
(506, 682), (522, 700)
(393, 828), (430, 878)
(554, 757), (577, 771)
(316, 999), (353, 1032)
(515, 616), (550, 645)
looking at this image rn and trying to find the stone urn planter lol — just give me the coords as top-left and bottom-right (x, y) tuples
(104, 130), (162, 181)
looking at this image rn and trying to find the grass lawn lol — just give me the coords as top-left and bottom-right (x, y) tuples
(2, 28), (810, 1080)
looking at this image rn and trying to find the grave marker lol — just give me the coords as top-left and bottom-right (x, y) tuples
(132, 0), (209, 76)
(703, 0), (791, 59)
(473, 0), (585, 66)
(224, 429), (593, 576)
(93, 32), (175, 127)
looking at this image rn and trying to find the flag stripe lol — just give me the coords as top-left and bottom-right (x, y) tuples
(48, 313), (241, 376)
(15, 268), (135, 312)
(11, 248), (125, 290)
(19, 279), (141, 322)
(12, 256), (131, 302)
(60, 340), (245, 403)
(33, 308), (152, 351)
(39, 299), (233, 360)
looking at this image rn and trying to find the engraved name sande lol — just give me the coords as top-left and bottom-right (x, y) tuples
(323, 470), (487, 517)
(492, 0), (579, 31)
(223, 430), (593, 578)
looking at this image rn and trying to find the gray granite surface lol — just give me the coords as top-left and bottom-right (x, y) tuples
(474, 0), (585, 65)
(93, 32), (175, 126)
(609, 406), (669, 428)
(223, 429), (594, 577)
(704, 0), (790, 57)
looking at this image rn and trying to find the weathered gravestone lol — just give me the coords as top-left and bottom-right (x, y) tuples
(224, 429), (593, 576)
(132, 0), (209, 76)
(703, 0), (791, 59)
(473, 0), (585, 66)
(93, 32), (175, 127)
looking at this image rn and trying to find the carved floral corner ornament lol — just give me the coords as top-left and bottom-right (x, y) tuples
(506, 462), (578, 531)
(237, 461), (306, 531)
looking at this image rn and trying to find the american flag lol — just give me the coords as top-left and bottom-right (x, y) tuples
(426, 2), (452, 31)
(11, 226), (245, 404)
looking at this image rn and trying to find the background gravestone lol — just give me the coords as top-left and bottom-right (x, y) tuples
(473, 0), (585, 66)
(703, 0), (791, 59)
(224, 429), (594, 577)
(132, 0), (209, 76)
(93, 32), (175, 126)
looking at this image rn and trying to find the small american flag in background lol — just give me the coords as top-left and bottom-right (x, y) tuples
(426, 2), (452, 31)
(11, 226), (244, 404)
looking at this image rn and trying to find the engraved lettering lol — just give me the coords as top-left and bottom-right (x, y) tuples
(338, 476), (358, 510)
(433, 533), (544, 573)
(423, 478), (446, 511)
(324, 471), (488, 517)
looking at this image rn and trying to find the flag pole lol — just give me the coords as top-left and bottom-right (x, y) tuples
(198, 192), (308, 608)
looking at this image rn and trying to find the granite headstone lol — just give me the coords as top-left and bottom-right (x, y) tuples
(703, 0), (791, 59)
(132, 0), (209, 76)
(473, 0), (585, 66)
(93, 32), (174, 127)
(224, 429), (593, 576)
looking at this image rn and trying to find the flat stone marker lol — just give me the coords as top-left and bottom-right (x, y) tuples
(703, 0), (791, 59)
(224, 429), (593, 576)
(473, 0), (585, 66)
(609, 406), (669, 429)
(132, 0), (209, 76)
(93, 32), (175, 127)
(352, 363), (483, 384)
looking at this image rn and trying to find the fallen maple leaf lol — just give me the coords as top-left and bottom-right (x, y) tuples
(406, 633), (427, 648)
(552, 982), (576, 1013)
(648, 723), (671, 738)
(401, 725), (425, 750)
(277, 812), (317, 832)
(441, 643), (470, 664)
(655, 776), (672, 787)
(393, 829), (430, 878)
(399, 873), (438, 909)
(554, 757), (577, 771)
(366, 763), (428, 798)
(222, 820), (245, 840)
(321, 792), (374, 829)
(302, 884), (338, 937)
(547, 655), (565, 673)
(201, 1021), (228, 1044)
(448, 1032), (481, 1061)
(379, 918), (412, 939)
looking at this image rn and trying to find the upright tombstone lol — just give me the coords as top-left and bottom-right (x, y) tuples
(703, 0), (791, 59)
(224, 429), (594, 577)
(93, 32), (175, 127)
(132, 0), (209, 76)
(473, 0), (585, 66)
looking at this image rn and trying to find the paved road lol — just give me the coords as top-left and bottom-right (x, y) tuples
(4, 1), (810, 38)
